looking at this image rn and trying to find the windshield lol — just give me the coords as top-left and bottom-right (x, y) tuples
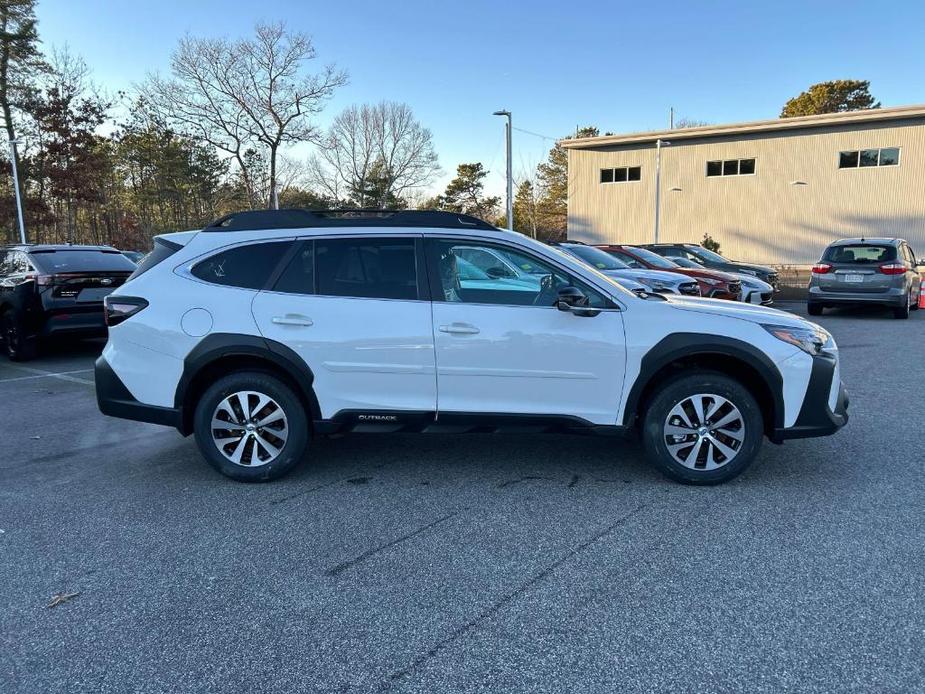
(691, 247), (727, 263)
(626, 247), (679, 269)
(566, 245), (629, 270)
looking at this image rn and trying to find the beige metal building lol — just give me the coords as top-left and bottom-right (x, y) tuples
(563, 105), (925, 265)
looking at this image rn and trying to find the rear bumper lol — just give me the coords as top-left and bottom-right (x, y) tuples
(772, 353), (848, 442)
(41, 308), (106, 337)
(95, 355), (183, 430)
(808, 286), (905, 306)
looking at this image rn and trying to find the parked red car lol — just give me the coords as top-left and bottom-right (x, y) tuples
(596, 245), (742, 300)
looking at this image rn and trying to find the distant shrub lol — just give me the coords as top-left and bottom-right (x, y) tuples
(701, 233), (721, 253)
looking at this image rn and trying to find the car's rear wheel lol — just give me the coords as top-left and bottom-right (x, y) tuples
(2, 311), (38, 362)
(193, 371), (309, 482)
(893, 292), (911, 319)
(642, 372), (765, 485)
(807, 302), (823, 316)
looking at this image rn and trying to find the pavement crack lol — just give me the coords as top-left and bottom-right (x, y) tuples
(496, 475), (552, 489)
(325, 512), (458, 578)
(381, 503), (648, 689)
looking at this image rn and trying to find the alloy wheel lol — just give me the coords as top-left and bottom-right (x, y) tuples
(210, 390), (289, 467)
(663, 393), (745, 470)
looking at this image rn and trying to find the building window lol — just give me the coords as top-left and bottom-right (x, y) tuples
(706, 158), (756, 177)
(600, 166), (641, 184)
(838, 147), (900, 168)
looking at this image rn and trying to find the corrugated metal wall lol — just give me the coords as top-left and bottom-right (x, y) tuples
(567, 118), (925, 265)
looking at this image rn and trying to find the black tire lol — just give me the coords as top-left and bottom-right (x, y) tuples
(807, 302), (823, 316)
(2, 311), (38, 362)
(641, 371), (765, 485)
(893, 293), (911, 320)
(193, 371), (310, 482)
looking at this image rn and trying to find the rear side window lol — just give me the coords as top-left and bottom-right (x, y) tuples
(314, 238), (418, 300)
(273, 242), (315, 294)
(30, 250), (136, 273)
(128, 238), (180, 280)
(192, 242), (291, 289)
(822, 244), (897, 264)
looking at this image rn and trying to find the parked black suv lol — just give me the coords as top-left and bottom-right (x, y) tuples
(0, 245), (136, 360)
(640, 243), (780, 291)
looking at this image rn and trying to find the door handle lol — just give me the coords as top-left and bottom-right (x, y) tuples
(439, 323), (480, 335)
(272, 314), (313, 327)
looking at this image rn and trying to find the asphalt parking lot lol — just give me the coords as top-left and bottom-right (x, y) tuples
(2, 303), (923, 694)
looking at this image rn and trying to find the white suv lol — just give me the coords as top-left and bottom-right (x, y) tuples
(95, 210), (848, 485)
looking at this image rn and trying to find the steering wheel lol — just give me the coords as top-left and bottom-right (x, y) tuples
(532, 273), (559, 306)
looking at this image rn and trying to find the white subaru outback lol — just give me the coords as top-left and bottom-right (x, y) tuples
(95, 210), (847, 485)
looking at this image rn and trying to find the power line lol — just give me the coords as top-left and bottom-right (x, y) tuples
(512, 126), (558, 142)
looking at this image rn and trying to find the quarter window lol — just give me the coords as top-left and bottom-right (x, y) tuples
(315, 238), (418, 300)
(191, 242), (292, 289)
(600, 166), (641, 184)
(706, 158), (756, 177)
(838, 147), (900, 168)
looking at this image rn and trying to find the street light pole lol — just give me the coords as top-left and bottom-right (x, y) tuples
(654, 138), (669, 243)
(493, 110), (513, 230)
(8, 139), (27, 244)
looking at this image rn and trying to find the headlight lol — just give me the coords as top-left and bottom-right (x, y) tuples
(762, 324), (831, 355)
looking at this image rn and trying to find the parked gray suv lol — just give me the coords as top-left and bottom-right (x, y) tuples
(808, 238), (923, 318)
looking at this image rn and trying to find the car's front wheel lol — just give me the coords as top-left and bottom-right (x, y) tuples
(193, 371), (309, 482)
(641, 372), (765, 485)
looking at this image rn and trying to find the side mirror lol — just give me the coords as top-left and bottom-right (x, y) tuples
(556, 286), (599, 317)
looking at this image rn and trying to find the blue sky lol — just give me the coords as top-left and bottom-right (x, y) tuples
(38, 0), (925, 196)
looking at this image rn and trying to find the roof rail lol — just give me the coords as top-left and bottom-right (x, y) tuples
(202, 208), (498, 232)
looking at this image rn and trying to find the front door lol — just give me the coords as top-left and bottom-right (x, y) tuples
(252, 235), (436, 419)
(426, 238), (626, 425)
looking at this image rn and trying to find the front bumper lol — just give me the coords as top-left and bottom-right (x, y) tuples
(771, 352), (848, 441)
(95, 356), (183, 430)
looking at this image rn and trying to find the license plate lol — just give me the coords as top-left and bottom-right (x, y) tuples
(843, 274), (864, 283)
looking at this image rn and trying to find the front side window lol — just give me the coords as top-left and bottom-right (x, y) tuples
(430, 240), (609, 308)
(315, 237), (418, 300)
(192, 242), (292, 290)
(707, 158), (756, 177)
(838, 147), (900, 168)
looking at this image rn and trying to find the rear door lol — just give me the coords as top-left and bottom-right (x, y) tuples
(252, 235), (437, 420)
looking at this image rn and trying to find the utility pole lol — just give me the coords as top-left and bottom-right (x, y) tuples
(493, 110), (513, 230)
(669, 107), (674, 129)
(654, 139), (669, 243)
(8, 139), (26, 244)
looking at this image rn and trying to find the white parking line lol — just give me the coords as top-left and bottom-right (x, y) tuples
(0, 366), (95, 385)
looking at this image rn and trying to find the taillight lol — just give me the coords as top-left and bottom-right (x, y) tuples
(24, 273), (54, 285)
(879, 263), (906, 275)
(104, 296), (148, 327)
(812, 263), (832, 274)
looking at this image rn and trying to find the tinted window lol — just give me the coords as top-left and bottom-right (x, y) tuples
(625, 246), (679, 269)
(29, 249), (136, 273)
(839, 151), (860, 168)
(822, 244), (897, 264)
(859, 149), (879, 167)
(432, 240), (611, 307)
(722, 160), (739, 176)
(566, 245), (629, 270)
(879, 147), (900, 166)
(739, 158), (756, 175)
(192, 242), (291, 289)
(706, 161), (722, 177)
(600, 168), (614, 183)
(315, 238), (417, 300)
(606, 250), (642, 268)
(273, 242), (315, 294)
(128, 238), (181, 280)
(628, 166), (642, 181)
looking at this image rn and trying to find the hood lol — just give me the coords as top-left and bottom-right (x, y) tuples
(602, 268), (689, 286)
(663, 293), (809, 328)
(688, 268), (740, 282)
(726, 272), (772, 289)
(723, 261), (776, 276)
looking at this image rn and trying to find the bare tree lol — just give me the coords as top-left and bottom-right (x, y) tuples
(309, 101), (440, 208)
(143, 22), (345, 209)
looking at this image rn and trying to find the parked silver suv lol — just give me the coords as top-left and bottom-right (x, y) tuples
(808, 238), (923, 318)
